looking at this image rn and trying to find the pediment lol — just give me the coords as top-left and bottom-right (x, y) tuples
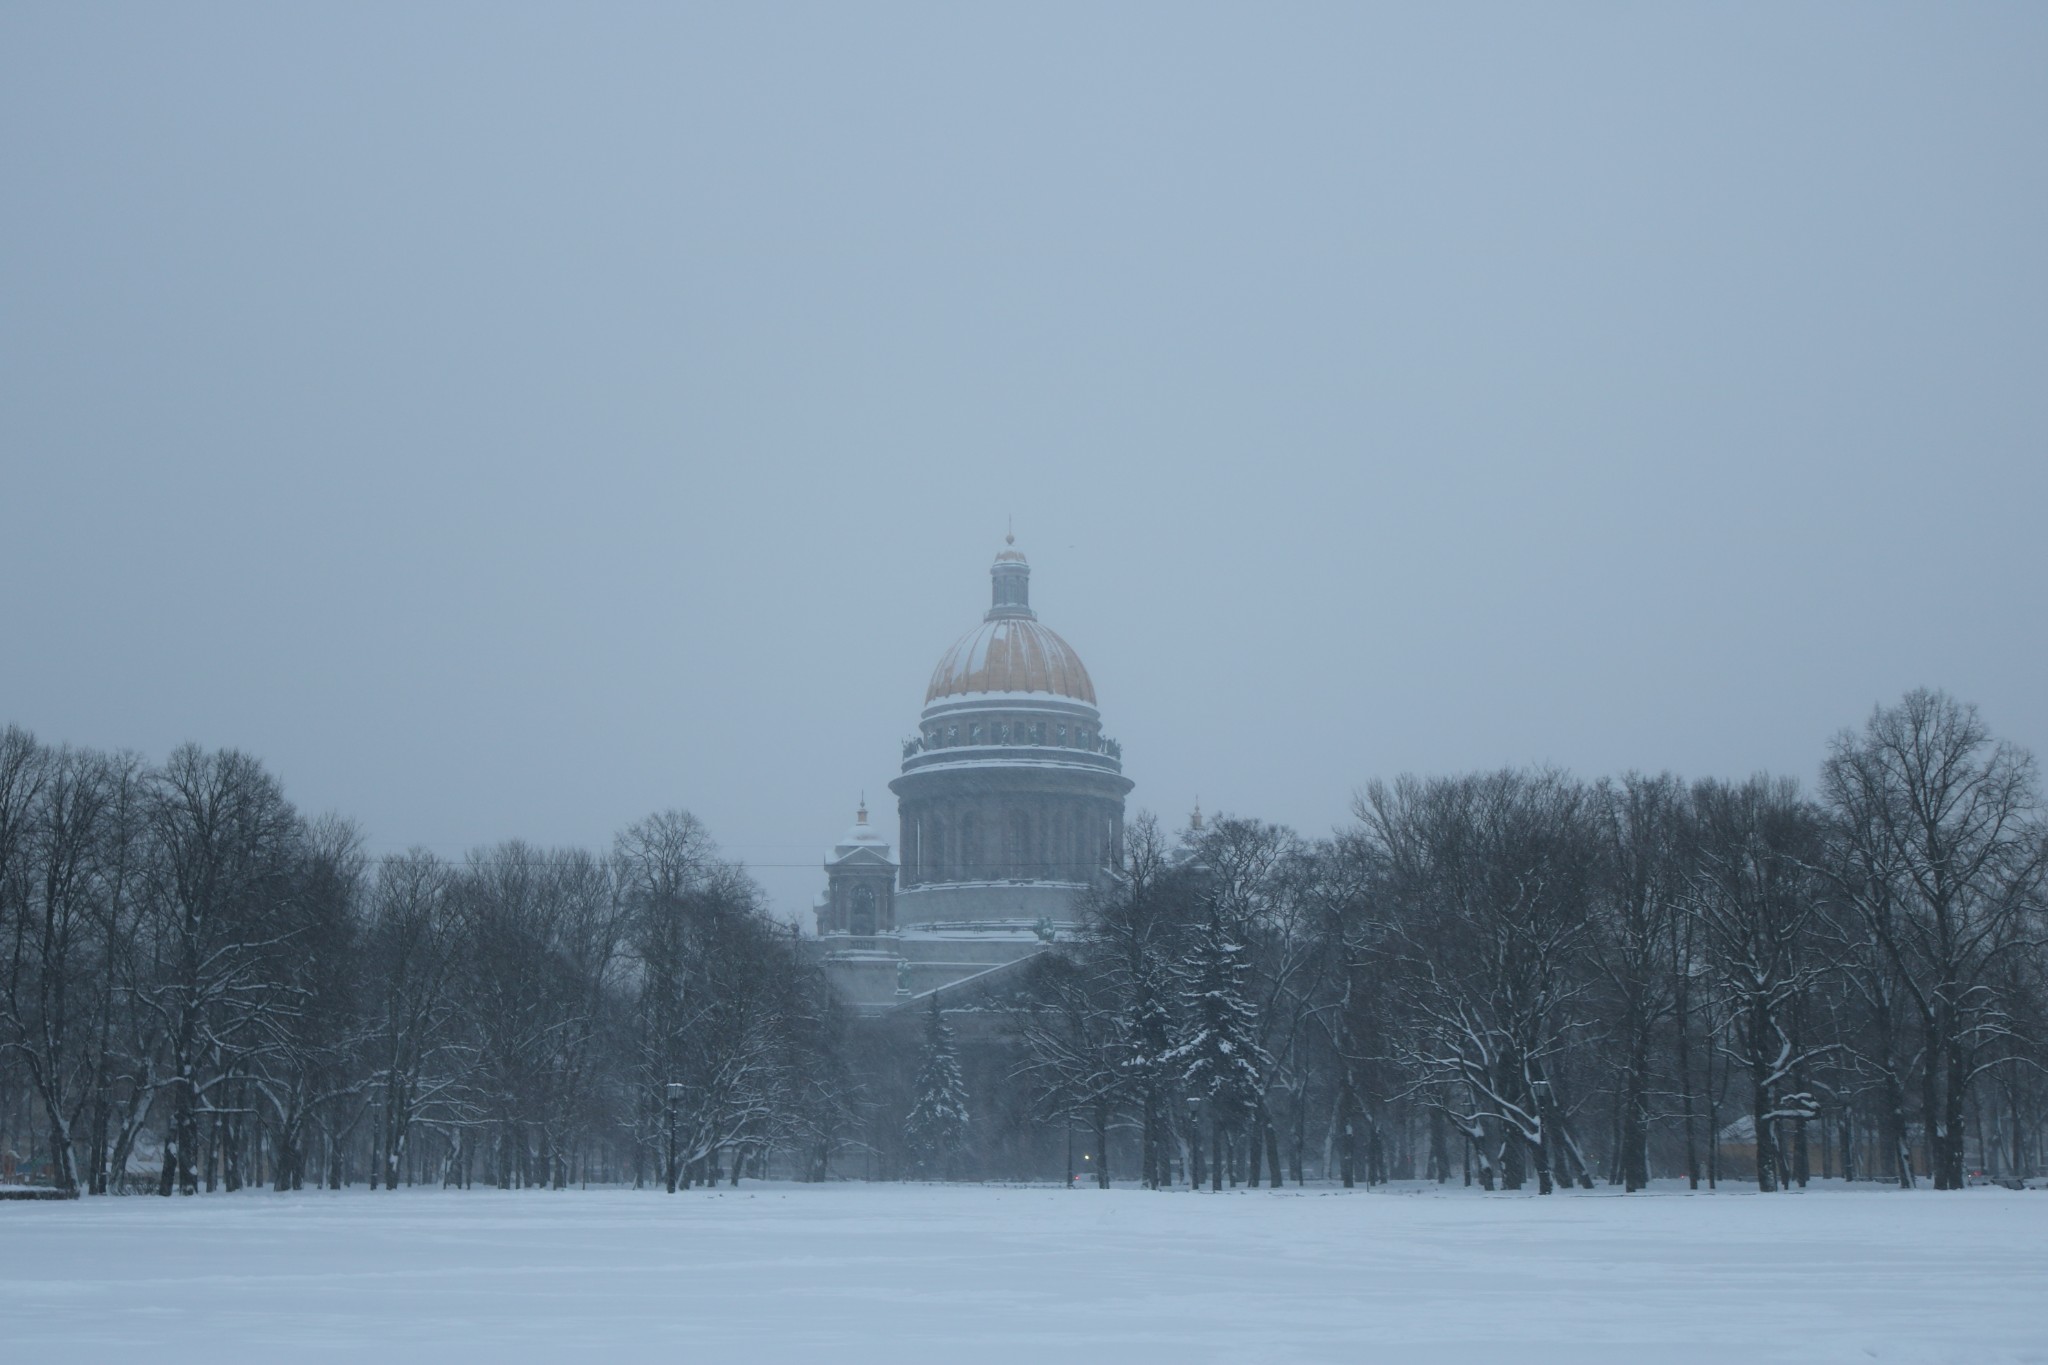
(829, 846), (897, 870)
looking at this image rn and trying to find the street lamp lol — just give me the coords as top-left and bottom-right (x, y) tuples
(665, 1082), (685, 1194)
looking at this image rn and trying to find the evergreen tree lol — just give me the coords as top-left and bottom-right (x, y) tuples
(903, 996), (970, 1179)
(1164, 912), (1266, 1189)
(1116, 960), (1179, 1189)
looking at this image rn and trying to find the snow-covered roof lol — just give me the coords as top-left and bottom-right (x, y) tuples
(827, 802), (895, 865)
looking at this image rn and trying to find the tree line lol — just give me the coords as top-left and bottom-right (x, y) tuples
(0, 733), (851, 1195)
(1007, 689), (2047, 1192)
(6, 687), (2043, 1195)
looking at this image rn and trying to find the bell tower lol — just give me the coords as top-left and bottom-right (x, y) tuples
(816, 801), (897, 938)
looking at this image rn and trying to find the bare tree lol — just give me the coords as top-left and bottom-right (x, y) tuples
(1820, 689), (2047, 1189)
(615, 810), (723, 1190)
(0, 736), (89, 1191)
(1588, 772), (1687, 1192)
(455, 843), (625, 1189)
(360, 850), (462, 1189)
(1363, 769), (1599, 1193)
(615, 813), (812, 1188)
(1687, 776), (1828, 1192)
(1015, 949), (1119, 1188)
(142, 746), (301, 1195)
(78, 750), (152, 1194)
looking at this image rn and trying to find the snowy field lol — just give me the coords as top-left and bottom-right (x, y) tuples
(3, 1182), (2044, 1364)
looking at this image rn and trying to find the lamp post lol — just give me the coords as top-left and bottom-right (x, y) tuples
(665, 1082), (684, 1194)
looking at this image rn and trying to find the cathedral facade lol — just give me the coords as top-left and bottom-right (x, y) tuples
(813, 539), (1132, 1013)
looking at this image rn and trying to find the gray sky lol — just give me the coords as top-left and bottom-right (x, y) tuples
(4, 4), (2044, 920)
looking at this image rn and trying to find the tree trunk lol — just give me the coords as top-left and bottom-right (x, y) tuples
(1679, 941), (1695, 1186)
(1750, 1026), (1779, 1193)
(1138, 1099), (1155, 1190)
(1093, 1101), (1110, 1190)
(1529, 1127), (1554, 1196)
(1262, 1103), (1283, 1189)
(1336, 1078), (1357, 1189)
(1883, 1068), (1914, 1188)
(1290, 1083), (1306, 1185)
(40, 1094), (79, 1196)
(1939, 1029), (1968, 1191)
(1704, 1032), (1722, 1189)
(1622, 1030), (1650, 1193)
(161, 1074), (198, 1196)
(1919, 1023), (1947, 1188)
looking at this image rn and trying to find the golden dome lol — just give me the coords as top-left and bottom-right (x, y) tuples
(926, 617), (1096, 704)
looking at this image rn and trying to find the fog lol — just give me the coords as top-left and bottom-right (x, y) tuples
(4, 4), (2042, 920)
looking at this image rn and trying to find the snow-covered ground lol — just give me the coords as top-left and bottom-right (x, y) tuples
(2, 1181), (2043, 1363)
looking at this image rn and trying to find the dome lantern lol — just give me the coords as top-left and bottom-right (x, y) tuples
(988, 534), (1033, 621)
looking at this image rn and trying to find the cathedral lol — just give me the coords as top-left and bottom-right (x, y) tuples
(812, 538), (1132, 1013)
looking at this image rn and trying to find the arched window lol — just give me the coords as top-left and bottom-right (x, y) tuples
(850, 884), (877, 936)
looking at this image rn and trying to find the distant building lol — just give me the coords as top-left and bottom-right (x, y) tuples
(813, 538), (1132, 1014)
